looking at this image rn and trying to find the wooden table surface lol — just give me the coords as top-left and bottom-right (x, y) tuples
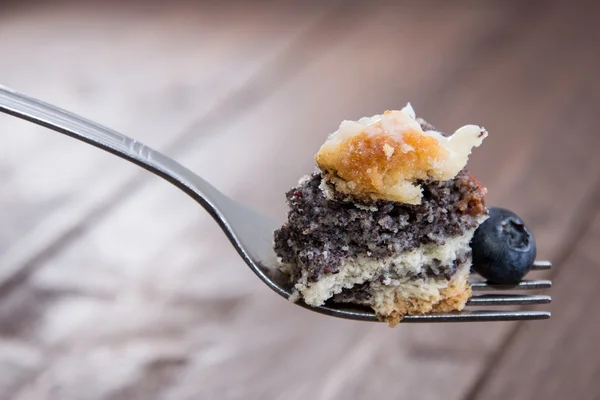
(1, 0), (599, 399)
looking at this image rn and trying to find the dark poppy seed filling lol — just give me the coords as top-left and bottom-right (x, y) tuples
(273, 170), (487, 284)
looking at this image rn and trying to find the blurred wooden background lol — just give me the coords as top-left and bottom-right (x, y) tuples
(1, 0), (599, 399)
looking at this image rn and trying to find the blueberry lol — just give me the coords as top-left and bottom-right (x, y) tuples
(471, 207), (536, 284)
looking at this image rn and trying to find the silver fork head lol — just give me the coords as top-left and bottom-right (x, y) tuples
(225, 201), (552, 323)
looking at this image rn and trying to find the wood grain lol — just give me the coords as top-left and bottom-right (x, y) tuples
(1, 0), (599, 399)
(0, 0), (340, 290)
(2, 2), (512, 400)
(1, 1), (340, 398)
(468, 206), (600, 400)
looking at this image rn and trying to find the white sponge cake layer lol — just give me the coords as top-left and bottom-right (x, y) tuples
(290, 222), (482, 307)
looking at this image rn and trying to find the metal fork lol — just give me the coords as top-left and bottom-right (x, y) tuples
(0, 85), (551, 323)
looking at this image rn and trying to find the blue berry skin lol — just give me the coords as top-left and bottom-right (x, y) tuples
(471, 207), (537, 284)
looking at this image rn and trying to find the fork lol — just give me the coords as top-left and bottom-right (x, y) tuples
(0, 85), (551, 323)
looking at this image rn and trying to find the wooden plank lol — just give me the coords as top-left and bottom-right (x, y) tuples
(467, 206), (600, 400)
(462, 1), (600, 395)
(5, 1), (600, 400)
(0, 0), (341, 288)
(397, 0), (600, 362)
(328, 0), (600, 397)
(2, 3), (516, 400)
(0, 2), (341, 398)
(0, 339), (42, 397)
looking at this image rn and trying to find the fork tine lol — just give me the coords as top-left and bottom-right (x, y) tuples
(401, 310), (551, 322)
(471, 260), (551, 276)
(531, 260), (552, 270)
(467, 294), (551, 306)
(471, 279), (552, 290)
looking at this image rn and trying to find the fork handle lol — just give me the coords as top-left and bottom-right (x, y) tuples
(0, 84), (227, 219)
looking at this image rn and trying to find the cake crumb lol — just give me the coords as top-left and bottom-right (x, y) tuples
(315, 104), (487, 204)
(383, 143), (395, 159)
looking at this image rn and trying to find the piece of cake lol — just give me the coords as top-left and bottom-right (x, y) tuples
(274, 104), (489, 326)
